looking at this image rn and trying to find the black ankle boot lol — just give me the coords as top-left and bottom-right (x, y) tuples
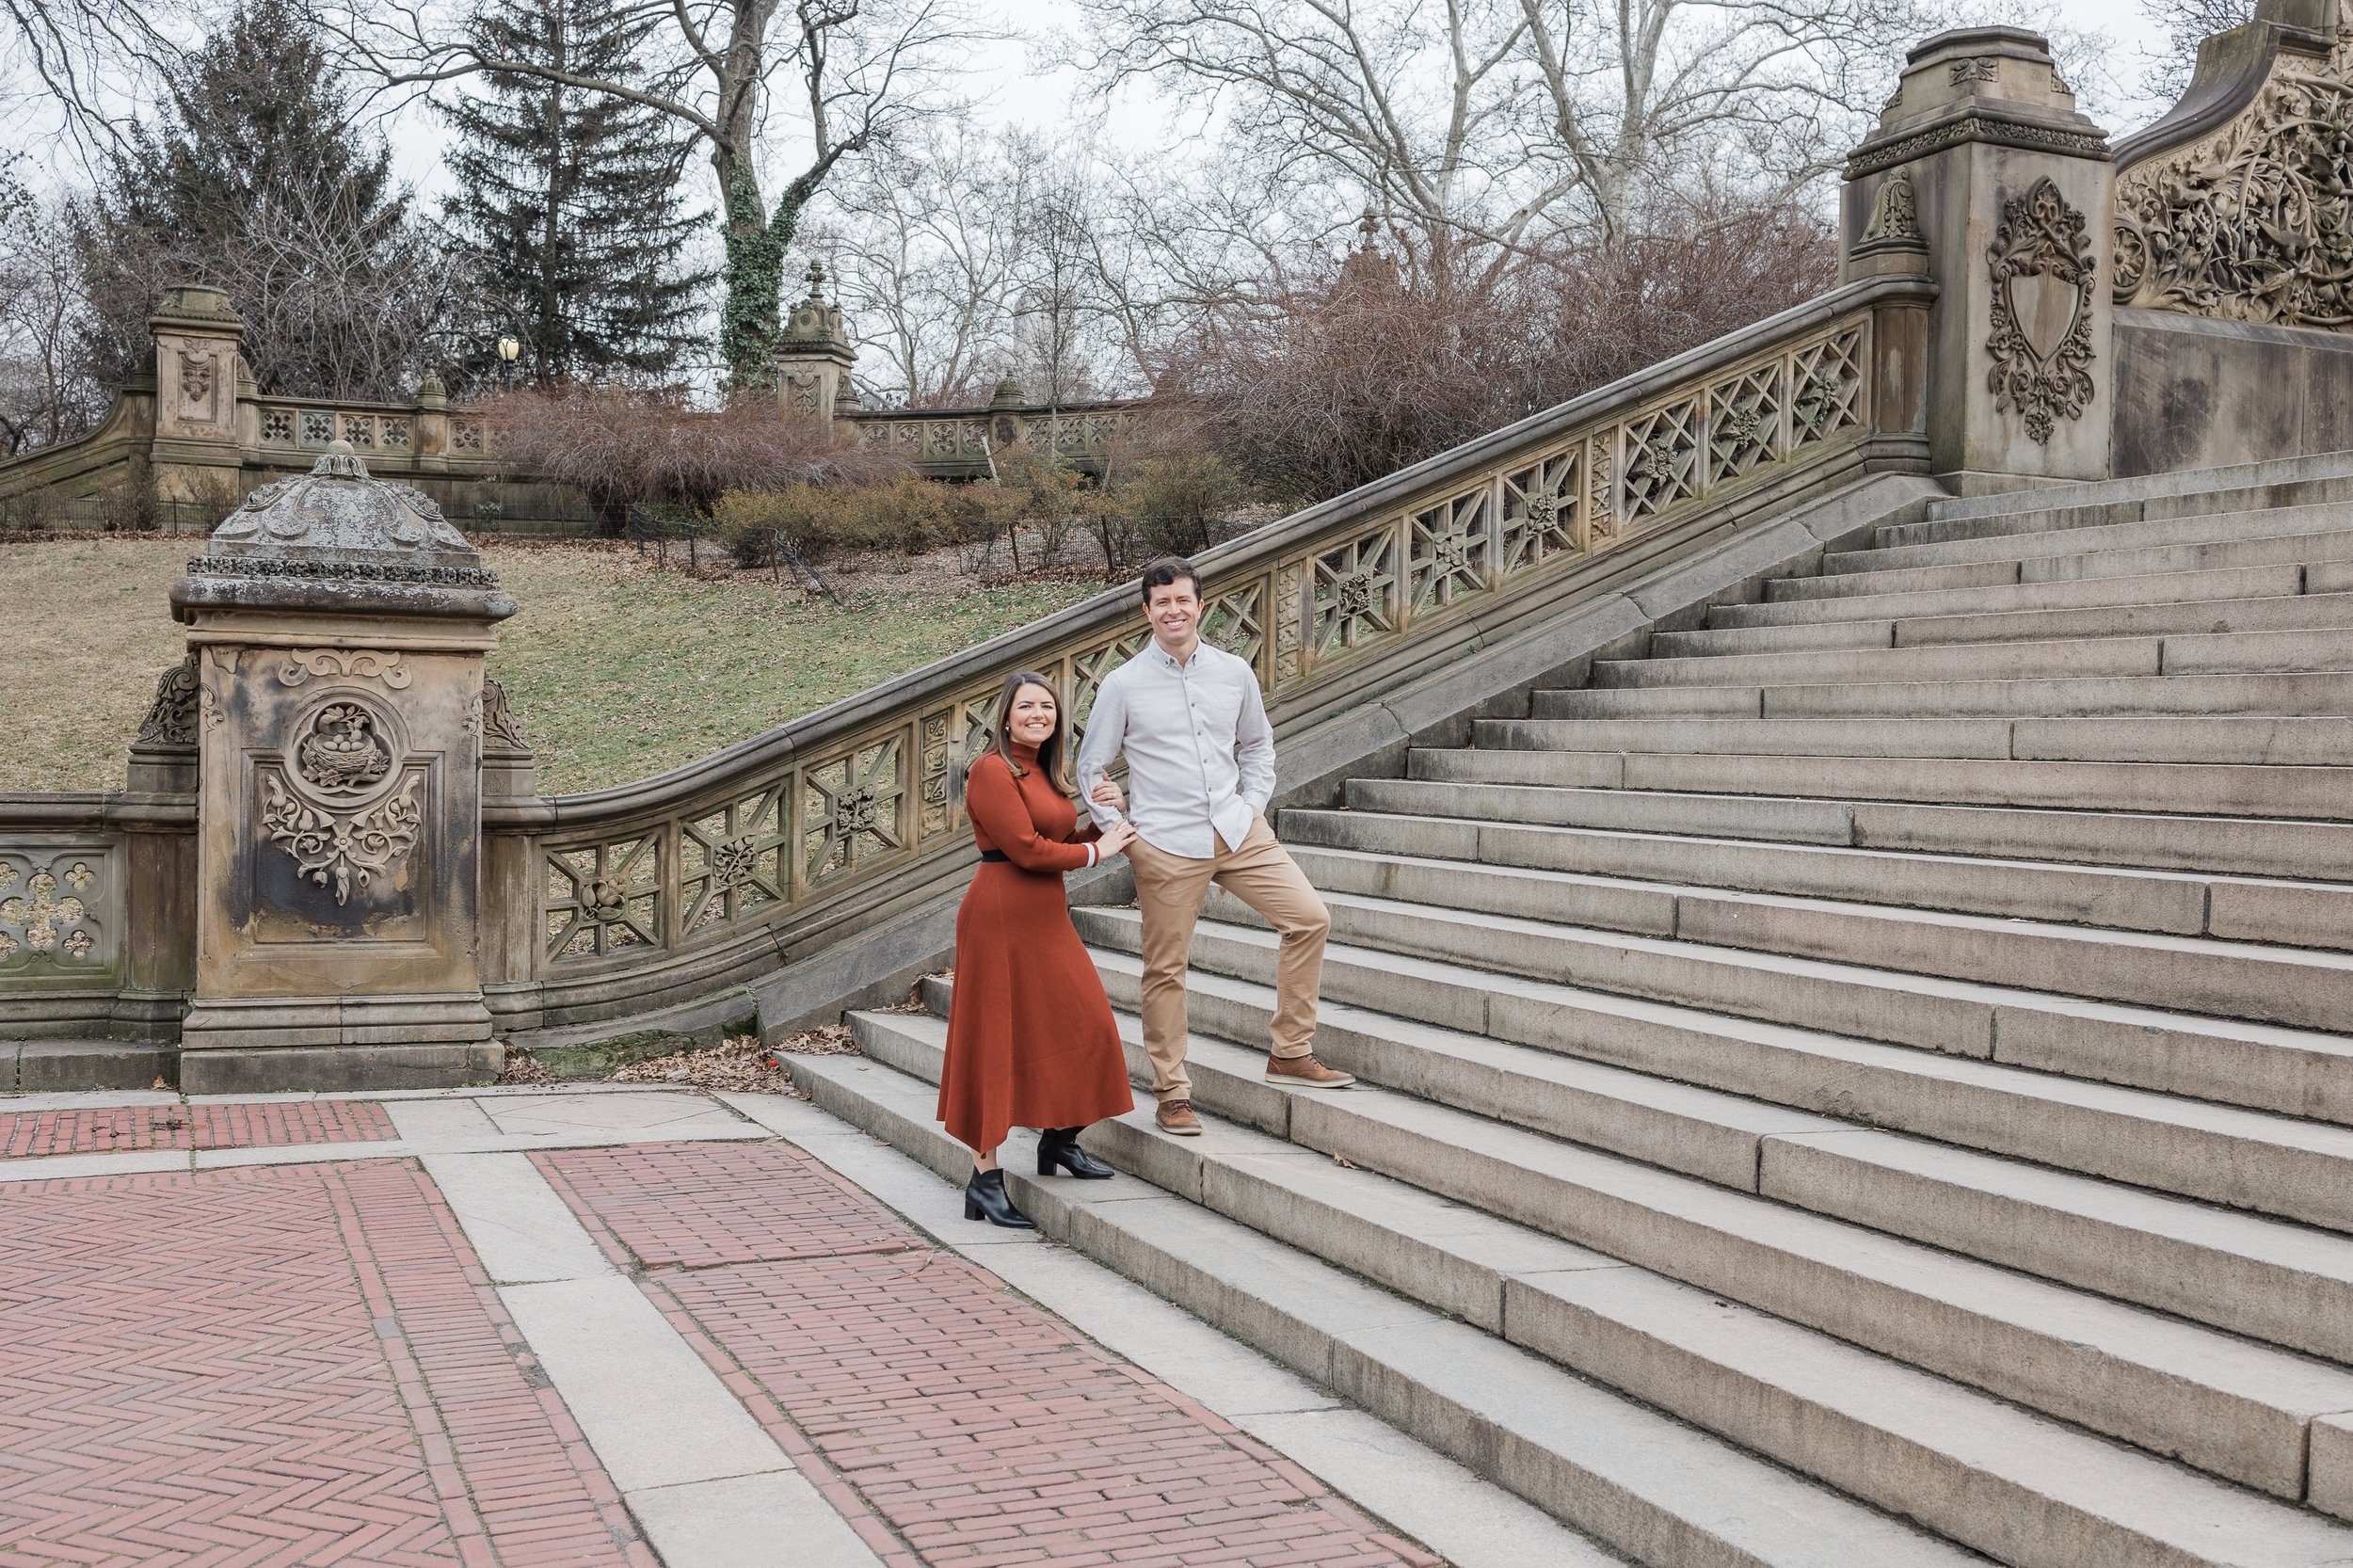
(1037, 1126), (1115, 1179)
(963, 1167), (1034, 1227)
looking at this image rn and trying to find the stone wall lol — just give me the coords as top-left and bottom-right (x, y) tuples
(2111, 310), (2353, 475)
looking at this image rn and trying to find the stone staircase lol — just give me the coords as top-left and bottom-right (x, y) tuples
(792, 459), (2353, 1567)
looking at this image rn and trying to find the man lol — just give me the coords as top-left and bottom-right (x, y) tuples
(1077, 556), (1353, 1137)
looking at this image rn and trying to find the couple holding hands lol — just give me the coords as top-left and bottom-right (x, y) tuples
(936, 556), (1353, 1228)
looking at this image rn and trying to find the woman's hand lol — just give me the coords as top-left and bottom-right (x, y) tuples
(1091, 777), (1126, 812)
(1096, 820), (1139, 857)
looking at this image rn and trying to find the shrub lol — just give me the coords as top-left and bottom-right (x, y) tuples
(711, 485), (862, 567)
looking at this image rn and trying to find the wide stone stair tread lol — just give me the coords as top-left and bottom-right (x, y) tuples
(843, 1003), (2353, 1566)
(784, 1037), (1989, 1568)
(1593, 630), (2353, 687)
(1541, 670), (2353, 721)
(1343, 776), (2353, 881)
(1823, 500), (2353, 575)
(1878, 476), (2353, 550)
(1477, 712), (2353, 765)
(1770, 527), (2353, 601)
(1286, 808), (2353, 950)
(1413, 744), (2353, 822)
(1663, 590), (2353, 658)
(1714, 561), (2320, 629)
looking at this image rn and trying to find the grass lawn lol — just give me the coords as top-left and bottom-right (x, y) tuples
(0, 537), (1101, 795)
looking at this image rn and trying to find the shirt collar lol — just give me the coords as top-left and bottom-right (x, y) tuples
(1148, 639), (1204, 672)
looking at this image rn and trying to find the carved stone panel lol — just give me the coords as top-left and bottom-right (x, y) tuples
(0, 845), (119, 981)
(1988, 177), (2099, 444)
(2115, 25), (2353, 327)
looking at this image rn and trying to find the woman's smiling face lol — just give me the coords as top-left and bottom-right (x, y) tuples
(1008, 682), (1059, 746)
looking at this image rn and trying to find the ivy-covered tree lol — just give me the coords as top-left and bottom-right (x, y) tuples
(73, 0), (458, 402)
(440, 0), (712, 387)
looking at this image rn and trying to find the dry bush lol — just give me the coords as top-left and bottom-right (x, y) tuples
(486, 388), (908, 529)
(1160, 205), (1839, 504)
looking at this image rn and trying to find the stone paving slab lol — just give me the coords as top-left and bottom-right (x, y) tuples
(539, 1142), (1442, 1568)
(0, 1160), (652, 1568)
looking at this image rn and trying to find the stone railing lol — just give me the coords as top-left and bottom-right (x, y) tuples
(488, 277), (1928, 1031)
(852, 403), (1148, 477)
(246, 393), (493, 470)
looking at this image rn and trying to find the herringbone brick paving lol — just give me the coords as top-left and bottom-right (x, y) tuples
(0, 1160), (649, 1568)
(541, 1143), (1442, 1568)
(0, 1099), (395, 1158)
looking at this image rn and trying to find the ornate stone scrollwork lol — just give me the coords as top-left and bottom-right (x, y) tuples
(1987, 177), (2098, 444)
(260, 772), (424, 905)
(2113, 34), (2353, 326)
(0, 859), (100, 962)
(136, 655), (200, 747)
(276, 648), (413, 690)
(482, 676), (532, 750)
(1861, 167), (1922, 246)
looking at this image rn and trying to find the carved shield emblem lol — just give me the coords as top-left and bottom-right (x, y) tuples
(1986, 178), (2097, 444)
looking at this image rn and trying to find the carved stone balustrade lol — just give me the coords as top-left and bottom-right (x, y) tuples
(168, 440), (516, 1090)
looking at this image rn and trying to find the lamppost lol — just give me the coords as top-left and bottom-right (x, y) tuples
(496, 334), (520, 392)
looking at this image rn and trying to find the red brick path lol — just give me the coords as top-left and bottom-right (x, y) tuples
(0, 1161), (650, 1568)
(0, 1098), (396, 1158)
(539, 1143), (1440, 1568)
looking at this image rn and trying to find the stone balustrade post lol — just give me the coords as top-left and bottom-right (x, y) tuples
(168, 440), (516, 1091)
(1843, 26), (2116, 492)
(776, 262), (857, 428)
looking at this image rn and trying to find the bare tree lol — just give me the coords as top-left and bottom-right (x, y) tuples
(0, 0), (178, 147)
(1063, 0), (1912, 272)
(328, 0), (989, 387)
(2136, 0), (2254, 103)
(0, 173), (108, 456)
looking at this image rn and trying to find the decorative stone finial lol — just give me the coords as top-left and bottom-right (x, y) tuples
(199, 440), (476, 564)
(780, 261), (852, 351)
(989, 373), (1027, 408)
(805, 260), (828, 300)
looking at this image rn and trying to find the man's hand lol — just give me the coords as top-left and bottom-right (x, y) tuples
(1090, 777), (1126, 811)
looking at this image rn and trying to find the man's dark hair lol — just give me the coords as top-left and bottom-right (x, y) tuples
(1139, 556), (1202, 606)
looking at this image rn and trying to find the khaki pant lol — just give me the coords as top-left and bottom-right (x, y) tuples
(1127, 813), (1330, 1103)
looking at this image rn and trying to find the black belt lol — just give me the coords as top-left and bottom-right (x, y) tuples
(978, 850), (1010, 862)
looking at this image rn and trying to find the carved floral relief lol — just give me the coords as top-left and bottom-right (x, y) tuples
(259, 693), (425, 906)
(1987, 178), (2098, 443)
(2114, 29), (2353, 327)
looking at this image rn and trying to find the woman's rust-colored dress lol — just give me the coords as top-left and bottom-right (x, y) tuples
(936, 744), (1135, 1153)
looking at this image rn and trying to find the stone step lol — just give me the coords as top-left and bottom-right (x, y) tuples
(784, 1043), (1987, 1568)
(1795, 522), (2353, 600)
(1343, 776), (2353, 882)
(0, 1039), (175, 1093)
(1915, 453), (2353, 529)
(1411, 744), (2353, 822)
(1078, 881), (2353, 1135)
(1476, 713), (2353, 765)
(1661, 591), (2353, 657)
(1882, 477), (2353, 549)
(1718, 562), (2312, 630)
(1273, 854), (2353, 1035)
(854, 1005), (2353, 1560)
(1596, 631), (2353, 689)
(1829, 501), (2353, 576)
(1540, 670), (2353, 722)
(1125, 885), (2353, 1224)
(1281, 807), (2353, 951)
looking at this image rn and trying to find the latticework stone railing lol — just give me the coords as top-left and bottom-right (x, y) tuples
(498, 277), (1928, 1024)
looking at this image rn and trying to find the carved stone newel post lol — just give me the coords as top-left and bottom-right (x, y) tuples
(775, 262), (857, 428)
(1843, 27), (2116, 491)
(170, 440), (516, 1092)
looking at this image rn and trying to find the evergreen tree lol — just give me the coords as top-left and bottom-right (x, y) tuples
(74, 0), (450, 402)
(440, 0), (712, 387)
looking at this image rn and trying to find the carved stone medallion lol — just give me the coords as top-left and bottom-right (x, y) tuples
(1987, 177), (2098, 444)
(261, 772), (424, 906)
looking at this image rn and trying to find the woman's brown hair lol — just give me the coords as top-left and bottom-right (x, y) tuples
(980, 669), (1071, 794)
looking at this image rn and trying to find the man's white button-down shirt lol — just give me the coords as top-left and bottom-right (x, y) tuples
(1076, 640), (1275, 859)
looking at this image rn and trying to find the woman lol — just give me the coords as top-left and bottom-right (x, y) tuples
(936, 670), (1139, 1227)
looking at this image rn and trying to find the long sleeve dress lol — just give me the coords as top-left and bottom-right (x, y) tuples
(935, 744), (1135, 1153)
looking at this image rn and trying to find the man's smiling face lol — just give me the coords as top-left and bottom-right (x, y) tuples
(1146, 579), (1200, 648)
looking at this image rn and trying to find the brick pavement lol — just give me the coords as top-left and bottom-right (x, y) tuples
(0, 1160), (651, 1568)
(539, 1142), (1442, 1568)
(0, 1098), (396, 1158)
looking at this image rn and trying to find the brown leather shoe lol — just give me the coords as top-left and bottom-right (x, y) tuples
(1266, 1052), (1355, 1088)
(1154, 1098), (1203, 1135)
